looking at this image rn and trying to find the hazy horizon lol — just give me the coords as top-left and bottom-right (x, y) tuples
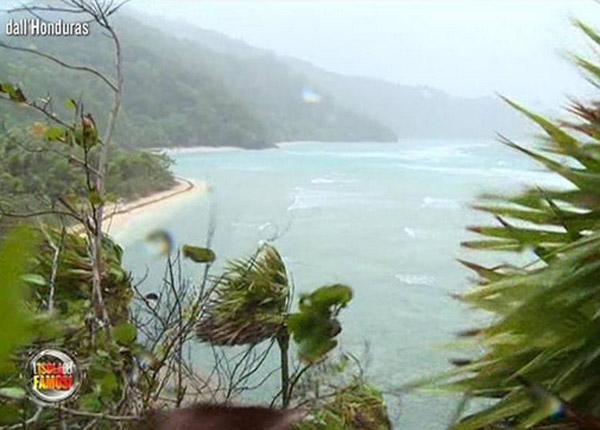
(128, 0), (600, 110)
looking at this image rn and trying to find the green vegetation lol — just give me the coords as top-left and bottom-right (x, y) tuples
(0, 15), (396, 149)
(0, 224), (391, 427)
(289, 284), (352, 363)
(193, 242), (355, 407)
(297, 382), (391, 430)
(436, 20), (600, 430)
(105, 150), (175, 199)
(0, 227), (38, 365)
(196, 245), (290, 346)
(0, 229), (137, 427)
(293, 354), (392, 430)
(0, 125), (175, 234)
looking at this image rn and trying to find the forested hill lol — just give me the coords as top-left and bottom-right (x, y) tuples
(143, 16), (531, 139)
(0, 15), (397, 149)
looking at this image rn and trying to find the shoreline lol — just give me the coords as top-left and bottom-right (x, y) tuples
(102, 140), (403, 237)
(150, 146), (243, 155)
(102, 177), (200, 235)
(148, 141), (320, 155)
(149, 140), (403, 155)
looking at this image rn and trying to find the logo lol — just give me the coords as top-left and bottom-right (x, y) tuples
(26, 349), (81, 404)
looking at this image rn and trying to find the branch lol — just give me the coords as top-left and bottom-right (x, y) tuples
(39, 224), (66, 313)
(0, 95), (72, 130)
(3, 5), (88, 14)
(0, 206), (82, 222)
(52, 405), (139, 422)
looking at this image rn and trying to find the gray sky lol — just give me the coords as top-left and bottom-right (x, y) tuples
(130, 1), (600, 108)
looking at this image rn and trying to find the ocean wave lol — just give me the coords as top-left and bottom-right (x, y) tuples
(395, 163), (571, 187)
(285, 144), (478, 162)
(421, 196), (462, 209)
(403, 227), (436, 239)
(287, 187), (397, 211)
(287, 188), (360, 211)
(395, 274), (437, 287)
(310, 174), (357, 185)
(218, 164), (271, 172)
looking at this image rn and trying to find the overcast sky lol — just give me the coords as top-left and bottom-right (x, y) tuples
(129, 1), (600, 108)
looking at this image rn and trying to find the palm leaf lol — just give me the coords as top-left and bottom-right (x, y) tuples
(196, 244), (289, 346)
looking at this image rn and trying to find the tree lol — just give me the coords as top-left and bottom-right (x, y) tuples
(1, 0), (125, 331)
(193, 243), (352, 407)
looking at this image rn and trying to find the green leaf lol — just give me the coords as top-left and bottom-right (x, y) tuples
(21, 273), (46, 286)
(79, 393), (102, 412)
(467, 225), (569, 245)
(457, 259), (506, 282)
(0, 227), (38, 363)
(576, 56), (600, 83)
(6, 85), (25, 103)
(306, 284), (353, 310)
(182, 245), (216, 263)
(105, 192), (119, 203)
(503, 139), (600, 191)
(0, 387), (26, 400)
(500, 98), (596, 167)
(0, 83), (15, 94)
(65, 99), (77, 111)
(0, 83), (23, 102)
(44, 126), (63, 141)
(461, 239), (521, 251)
(0, 404), (20, 424)
(289, 284), (352, 363)
(88, 190), (104, 206)
(98, 373), (119, 398)
(113, 323), (137, 346)
(575, 21), (600, 47)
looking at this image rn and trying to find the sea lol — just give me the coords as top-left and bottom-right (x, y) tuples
(117, 140), (570, 430)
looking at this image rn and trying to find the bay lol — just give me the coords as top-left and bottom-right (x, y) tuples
(119, 140), (568, 429)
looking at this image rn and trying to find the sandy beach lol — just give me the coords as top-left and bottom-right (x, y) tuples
(75, 144), (310, 237)
(102, 177), (201, 235)
(149, 146), (242, 155)
(273, 141), (317, 148)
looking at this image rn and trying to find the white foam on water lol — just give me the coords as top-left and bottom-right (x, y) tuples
(287, 146), (471, 162)
(288, 187), (334, 211)
(421, 196), (462, 209)
(395, 273), (437, 287)
(287, 187), (393, 211)
(404, 227), (417, 238)
(403, 227), (436, 239)
(310, 173), (357, 185)
(396, 162), (572, 187)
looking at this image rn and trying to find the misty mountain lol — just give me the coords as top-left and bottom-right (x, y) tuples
(0, 15), (396, 149)
(142, 15), (531, 139)
(286, 59), (533, 138)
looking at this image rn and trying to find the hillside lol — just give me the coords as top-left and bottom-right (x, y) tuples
(0, 15), (396, 149)
(143, 16), (531, 139)
(286, 59), (531, 139)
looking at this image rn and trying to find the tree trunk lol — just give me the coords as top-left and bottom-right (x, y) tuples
(277, 330), (291, 408)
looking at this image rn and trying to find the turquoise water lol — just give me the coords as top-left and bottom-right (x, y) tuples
(118, 140), (567, 429)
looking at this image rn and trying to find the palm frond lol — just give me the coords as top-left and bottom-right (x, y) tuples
(196, 244), (289, 346)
